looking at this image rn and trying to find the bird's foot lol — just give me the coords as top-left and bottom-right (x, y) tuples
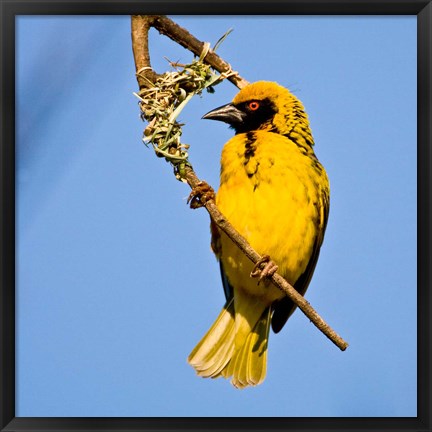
(250, 255), (279, 284)
(187, 181), (216, 209)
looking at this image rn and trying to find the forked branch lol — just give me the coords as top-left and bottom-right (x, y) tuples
(131, 15), (348, 351)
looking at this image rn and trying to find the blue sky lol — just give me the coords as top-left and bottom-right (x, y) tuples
(15, 15), (417, 417)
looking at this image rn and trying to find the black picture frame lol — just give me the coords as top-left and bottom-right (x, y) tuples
(1, 1), (430, 431)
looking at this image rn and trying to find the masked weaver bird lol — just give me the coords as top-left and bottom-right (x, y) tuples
(188, 81), (330, 388)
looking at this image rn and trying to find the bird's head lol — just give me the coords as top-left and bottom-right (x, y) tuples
(202, 81), (313, 146)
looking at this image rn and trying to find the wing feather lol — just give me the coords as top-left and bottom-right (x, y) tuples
(271, 184), (330, 333)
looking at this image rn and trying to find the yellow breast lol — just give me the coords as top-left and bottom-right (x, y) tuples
(216, 130), (328, 302)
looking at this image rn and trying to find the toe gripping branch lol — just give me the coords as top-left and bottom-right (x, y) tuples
(250, 255), (279, 284)
(187, 181), (216, 209)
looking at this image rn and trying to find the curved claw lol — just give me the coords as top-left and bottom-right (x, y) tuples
(250, 255), (279, 284)
(187, 181), (216, 209)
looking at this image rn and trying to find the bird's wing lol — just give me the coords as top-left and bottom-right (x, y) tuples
(219, 261), (234, 301)
(210, 218), (221, 257)
(271, 185), (330, 333)
(210, 219), (234, 301)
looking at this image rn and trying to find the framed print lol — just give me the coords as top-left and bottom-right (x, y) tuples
(1, 1), (430, 431)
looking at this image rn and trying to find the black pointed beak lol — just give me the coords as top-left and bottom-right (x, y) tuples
(202, 103), (246, 125)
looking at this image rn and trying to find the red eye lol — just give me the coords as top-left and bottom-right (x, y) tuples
(248, 101), (260, 111)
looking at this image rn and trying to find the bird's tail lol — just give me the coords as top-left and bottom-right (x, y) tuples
(188, 297), (271, 389)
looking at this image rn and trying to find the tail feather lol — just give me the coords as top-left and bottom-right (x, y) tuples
(188, 299), (235, 375)
(188, 297), (272, 388)
(197, 323), (235, 377)
(227, 307), (271, 388)
(247, 306), (271, 385)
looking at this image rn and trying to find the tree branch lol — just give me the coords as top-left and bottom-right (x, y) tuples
(131, 15), (160, 88)
(131, 15), (348, 351)
(152, 16), (249, 89)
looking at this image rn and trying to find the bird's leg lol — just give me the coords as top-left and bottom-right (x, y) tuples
(187, 181), (216, 209)
(250, 255), (279, 284)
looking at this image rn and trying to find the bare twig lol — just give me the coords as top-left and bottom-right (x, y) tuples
(132, 15), (249, 89)
(131, 15), (348, 351)
(131, 15), (159, 88)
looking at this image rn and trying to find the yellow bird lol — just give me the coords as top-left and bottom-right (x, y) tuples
(188, 81), (330, 388)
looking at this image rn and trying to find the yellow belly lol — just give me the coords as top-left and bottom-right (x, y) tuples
(216, 131), (327, 304)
